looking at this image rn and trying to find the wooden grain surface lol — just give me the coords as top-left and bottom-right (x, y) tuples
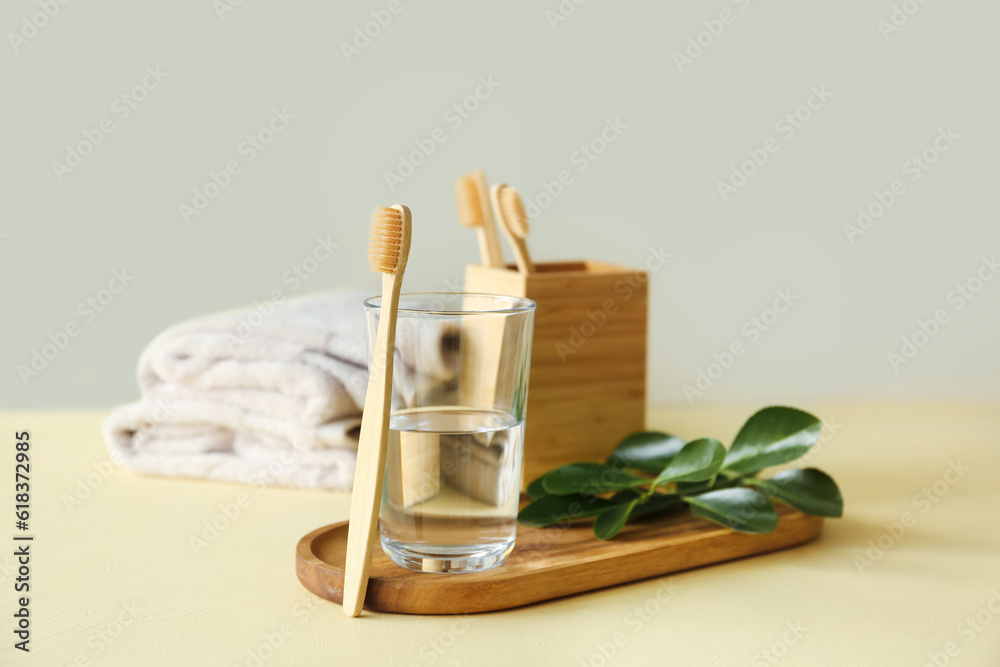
(3, 403), (999, 666)
(296, 504), (823, 614)
(465, 260), (648, 484)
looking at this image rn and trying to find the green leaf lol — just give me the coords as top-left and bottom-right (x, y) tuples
(608, 490), (682, 520)
(607, 432), (686, 473)
(525, 473), (551, 500)
(752, 468), (843, 518)
(517, 493), (615, 527)
(675, 480), (712, 495)
(633, 494), (682, 519)
(723, 406), (821, 475)
(608, 489), (641, 504)
(652, 438), (726, 486)
(541, 462), (647, 495)
(593, 500), (638, 540)
(683, 488), (778, 534)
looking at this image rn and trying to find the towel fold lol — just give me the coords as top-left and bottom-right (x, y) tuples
(104, 290), (372, 490)
(139, 290), (371, 423)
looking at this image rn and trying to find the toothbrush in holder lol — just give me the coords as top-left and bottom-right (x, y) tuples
(456, 169), (504, 267)
(491, 184), (535, 275)
(343, 204), (412, 618)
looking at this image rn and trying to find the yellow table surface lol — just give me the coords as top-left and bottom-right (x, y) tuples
(1, 403), (998, 666)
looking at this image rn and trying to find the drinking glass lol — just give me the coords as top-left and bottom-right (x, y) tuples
(363, 292), (535, 573)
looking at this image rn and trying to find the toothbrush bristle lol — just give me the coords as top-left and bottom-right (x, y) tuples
(455, 175), (483, 229)
(368, 206), (403, 273)
(500, 187), (529, 239)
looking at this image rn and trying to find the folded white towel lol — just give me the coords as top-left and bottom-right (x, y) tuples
(140, 290), (371, 423)
(104, 290), (372, 490)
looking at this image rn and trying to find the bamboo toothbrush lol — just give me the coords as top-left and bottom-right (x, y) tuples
(491, 184), (535, 275)
(343, 204), (412, 618)
(455, 169), (504, 267)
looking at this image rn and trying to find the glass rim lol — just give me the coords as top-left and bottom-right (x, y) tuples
(363, 292), (535, 316)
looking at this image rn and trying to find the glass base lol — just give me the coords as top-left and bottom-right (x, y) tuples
(380, 536), (515, 574)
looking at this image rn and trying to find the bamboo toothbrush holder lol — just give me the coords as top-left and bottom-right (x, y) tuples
(464, 260), (648, 485)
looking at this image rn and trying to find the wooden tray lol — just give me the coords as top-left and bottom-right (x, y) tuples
(295, 503), (823, 615)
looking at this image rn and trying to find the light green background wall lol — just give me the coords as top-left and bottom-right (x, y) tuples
(2, 0), (998, 408)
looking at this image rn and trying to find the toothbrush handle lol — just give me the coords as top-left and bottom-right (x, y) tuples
(343, 272), (401, 617)
(511, 236), (534, 275)
(474, 169), (505, 268)
(475, 227), (496, 268)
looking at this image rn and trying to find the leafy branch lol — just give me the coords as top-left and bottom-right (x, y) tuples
(518, 406), (843, 540)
